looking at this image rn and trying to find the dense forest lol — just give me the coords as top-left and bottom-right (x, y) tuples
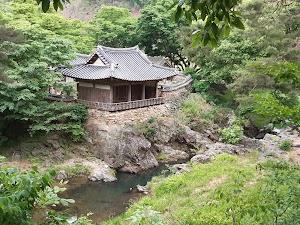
(0, 0), (299, 224)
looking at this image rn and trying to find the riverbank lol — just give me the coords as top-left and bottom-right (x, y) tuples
(103, 151), (300, 225)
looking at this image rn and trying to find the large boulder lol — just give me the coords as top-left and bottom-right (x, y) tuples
(89, 167), (117, 182)
(179, 126), (213, 149)
(191, 142), (249, 164)
(154, 144), (189, 162)
(87, 123), (158, 173)
(171, 163), (191, 174)
(205, 142), (249, 157)
(151, 118), (179, 143)
(191, 154), (211, 164)
(148, 118), (214, 149)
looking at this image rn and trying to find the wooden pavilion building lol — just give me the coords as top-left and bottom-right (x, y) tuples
(60, 46), (180, 111)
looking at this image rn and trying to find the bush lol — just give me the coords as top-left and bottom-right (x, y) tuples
(127, 206), (163, 225)
(69, 103), (89, 123)
(279, 140), (293, 151)
(66, 123), (87, 142)
(138, 117), (158, 139)
(219, 124), (244, 144)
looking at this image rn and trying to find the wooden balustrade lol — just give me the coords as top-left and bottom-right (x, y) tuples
(77, 97), (165, 112)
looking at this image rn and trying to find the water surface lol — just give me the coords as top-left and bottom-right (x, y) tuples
(62, 165), (168, 223)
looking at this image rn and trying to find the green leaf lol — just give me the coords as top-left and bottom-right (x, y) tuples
(209, 38), (218, 48)
(41, 0), (50, 13)
(224, 25), (230, 37)
(202, 32), (210, 46)
(175, 6), (183, 22)
(192, 31), (201, 48)
(232, 17), (245, 29)
(211, 22), (219, 38)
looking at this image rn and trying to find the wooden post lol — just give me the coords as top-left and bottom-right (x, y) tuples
(110, 84), (113, 103)
(142, 83), (145, 100)
(128, 84), (131, 102)
(155, 81), (158, 98)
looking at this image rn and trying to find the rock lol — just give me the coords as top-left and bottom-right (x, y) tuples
(171, 163), (190, 175)
(136, 184), (149, 194)
(191, 154), (211, 164)
(206, 142), (249, 156)
(152, 119), (179, 143)
(263, 133), (280, 142)
(180, 126), (213, 149)
(196, 142), (249, 160)
(240, 137), (262, 149)
(45, 140), (61, 150)
(85, 136), (93, 144)
(89, 167), (117, 182)
(12, 152), (21, 161)
(56, 170), (68, 181)
(87, 124), (158, 173)
(154, 144), (189, 162)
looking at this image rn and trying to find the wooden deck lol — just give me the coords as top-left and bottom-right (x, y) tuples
(77, 97), (165, 112)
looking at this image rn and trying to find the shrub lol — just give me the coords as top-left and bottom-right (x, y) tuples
(127, 206), (163, 225)
(69, 103), (89, 123)
(279, 140), (293, 151)
(66, 123), (87, 142)
(219, 124), (243, 144)
(138, 117), (158, 139)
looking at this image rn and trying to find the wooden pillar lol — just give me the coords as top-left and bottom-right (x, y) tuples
(128, 84), (131, 102)
(110, 84), (113, 103)
(155, 81), (158, 98)
(142, 83), (145, 100)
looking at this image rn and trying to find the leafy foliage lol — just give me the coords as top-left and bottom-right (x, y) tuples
(0, 20), (88, 143)
(138, 117), (158, 139)
(127, 206), (164, 225)
(37, 182), (75, 208)
(252, 93), (300, 132)
(279, 140), (293, 151)
(0, 166), (54, 224)
(219, 124), (243, 144)
(92, 6), (137, 47)
(171, 0), (245, 47)
(137, 0), (185, 67)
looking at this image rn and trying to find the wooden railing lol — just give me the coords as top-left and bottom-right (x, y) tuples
(77, 97), (165, 112)
(44, 95), (75, 102)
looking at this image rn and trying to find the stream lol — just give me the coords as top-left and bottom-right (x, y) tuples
(60, 164), (169, 223)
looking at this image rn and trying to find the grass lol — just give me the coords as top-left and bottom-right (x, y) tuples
(104, 152), (261, 225)
(279, 139), (293, 151)
(53, 163), (92, 178)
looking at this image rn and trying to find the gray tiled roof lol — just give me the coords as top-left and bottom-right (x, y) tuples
(60, 65), (111, 79)
(61, 46), (179, 81)
(70, 53), (90, 66)
(148, 56), (170, 67)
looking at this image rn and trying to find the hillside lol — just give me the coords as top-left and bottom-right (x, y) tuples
(60, 0), (142, 21)
(0, 0), (299, 224)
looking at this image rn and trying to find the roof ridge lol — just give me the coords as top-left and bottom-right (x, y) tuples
(76, 53), (89, 57)
(151, 63), (179, 72)
(96, 46), (115, 64)
(85, 64), (110, 68)
(98, 45), (139, 52)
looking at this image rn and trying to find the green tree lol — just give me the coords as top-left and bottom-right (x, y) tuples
(92, 6), (138, 47)
(2, 0), (95, 53)
(137, 0), (188, 68)
(171, 0), (245, 47)
(0, 25), (88, 143)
